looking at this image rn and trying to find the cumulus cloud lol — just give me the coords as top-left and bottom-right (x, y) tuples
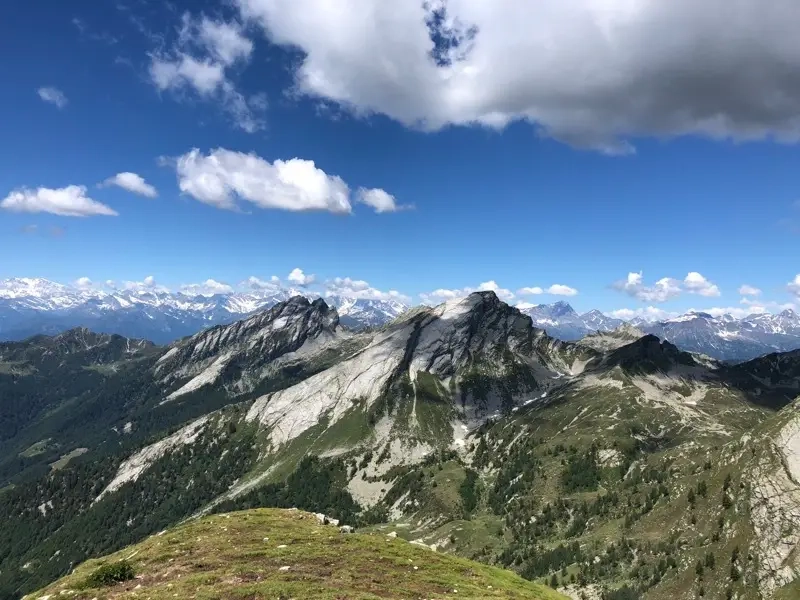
(356, 188), (411, 213)
(325, 277), (411, 303)
(613, 271), (719, 302)
(419, 280), (514, 305)
(235, 0), (800, 153)
(518, 286), (544, 296)
(546, 284), (578, 297)
(683, 272), (721, 297)
(613, 272), (681, 303)
(789, 275), (800, 299)
(738, 284), (762, 297)
(245, 275), (282, 290)
(518, 284), (578, 297)
(37, 86), (68, 109)
(1, 185), (118, 217)
(181, 278), (234, 296)
(173, 148), (353, 213)
(74, 277), (93, 289)
(287, 268), (315, 287)
(475, 280), (515, 302)
(119, 276), (167, 293)
(101, 172), (158, 198)
(149, 14), (264, 132)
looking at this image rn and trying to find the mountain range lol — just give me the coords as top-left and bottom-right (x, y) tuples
(0, 278), (407, 344)
(3, 292), (800, 599)
(2, 277), (800, 361)
(521, 301), (800, 361)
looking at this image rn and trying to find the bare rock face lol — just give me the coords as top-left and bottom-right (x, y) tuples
(244, 292), (583, 458)
(155, 296), (345, 399)
(749, 402), (800, 596)
(578, 324), (646, 353)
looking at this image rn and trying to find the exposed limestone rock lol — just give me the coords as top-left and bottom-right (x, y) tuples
(157, 296), (345, 400)
(95, 416), (210, 502)
(749, 408), (800, 597)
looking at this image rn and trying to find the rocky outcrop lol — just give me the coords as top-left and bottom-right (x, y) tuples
(749, 404), (800, 597)
(156, 297), (346, 399)
(246, 292), (574, 449)
(578, 324), (646, 353)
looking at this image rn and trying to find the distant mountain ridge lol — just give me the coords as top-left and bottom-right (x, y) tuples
(2, 278), (800, 361)
(520, 302), (800, 361)
(0, 278), (408, 343)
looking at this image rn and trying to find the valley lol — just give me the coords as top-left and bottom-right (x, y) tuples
(1, 293), (799, 599)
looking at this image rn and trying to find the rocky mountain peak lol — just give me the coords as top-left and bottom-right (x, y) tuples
(577, 323), (645, 352)
(155, 296), (346, 400)
(548, 301), (576, 317)
(613, 323), (646, 337)
(603, 333), (698, 374)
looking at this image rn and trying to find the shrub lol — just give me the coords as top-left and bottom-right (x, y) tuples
(84, 560), (135, 587)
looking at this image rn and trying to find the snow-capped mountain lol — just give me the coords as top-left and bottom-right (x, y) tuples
(518, 301), (623, 341)
(516, 302), (800, 361)
(326, 295), (408, 329)
(2, 278), (799, 360)
(0, 278), (408, 343)
(642, 309), (800, 362)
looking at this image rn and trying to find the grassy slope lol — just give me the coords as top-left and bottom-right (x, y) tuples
(25, 509), (566, 600)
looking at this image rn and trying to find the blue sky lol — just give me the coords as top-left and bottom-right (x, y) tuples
(1, 0), (799, 318)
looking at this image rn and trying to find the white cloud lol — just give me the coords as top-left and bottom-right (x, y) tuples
(683, 272), (721, 297)
(613, 272), (682, 303)
(287, 268), (316, 287)
(356, 188), (410, 213)
(74, 277), (93, 289)
(235, 0), (800, 153)
(121, 276), (166, 292)
(789, 275), (800, 299)
(518, 286), (544, 296)
(546, 284), (578, 297)
(419, 288), (468, 305)
(149, 14), (263, 132)
(150, 55), (225, 94)
(419, 280), (514, 305)
(245, 275), (282, 290)
(613, 271), (718, 302)
(173, 148), (353, 213)
(181, 278), (234, 296)
(738, 284), (762, 297)
(325, 277), (411, 303)
(193, 17), (254, 65)
(101, 172), (158, 198)
(1, 185), (117, 217)
(476, 280), (514, 302)
(518, 284), (578, 296)
(37, 87), (68, 109)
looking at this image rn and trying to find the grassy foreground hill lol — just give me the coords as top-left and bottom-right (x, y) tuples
(24, 508), (566, 600)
